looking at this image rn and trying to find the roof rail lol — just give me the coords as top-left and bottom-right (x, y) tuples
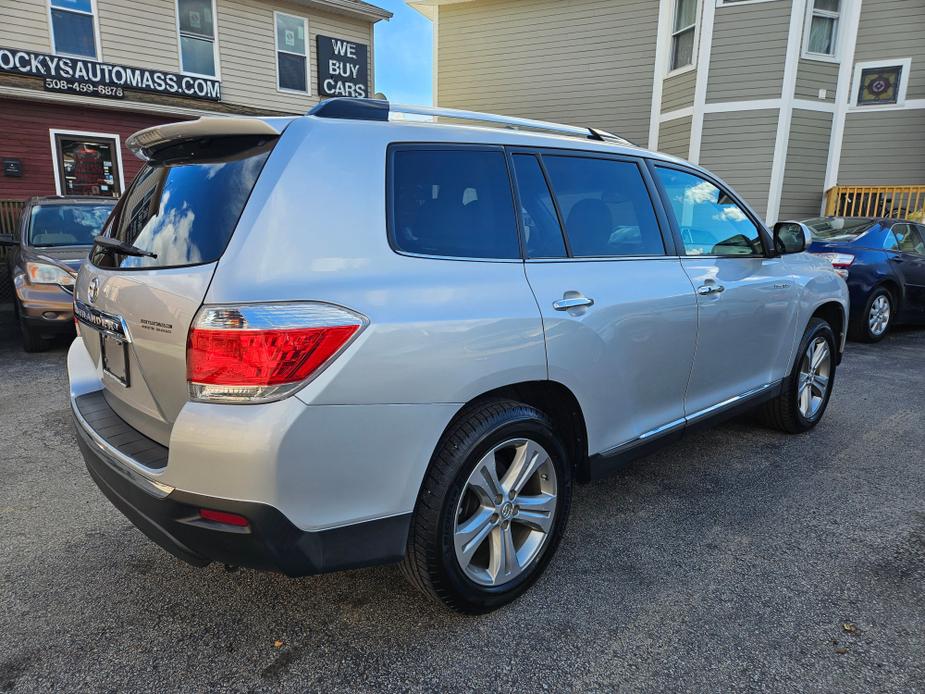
(307, 98), (635, 146)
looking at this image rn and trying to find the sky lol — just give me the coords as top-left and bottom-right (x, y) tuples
(372, 0), (434, 105)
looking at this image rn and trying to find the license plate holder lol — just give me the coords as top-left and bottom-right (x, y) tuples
(100, 332), (130, 387)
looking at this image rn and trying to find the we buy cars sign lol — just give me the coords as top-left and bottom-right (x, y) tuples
(317, 36), (369, 98)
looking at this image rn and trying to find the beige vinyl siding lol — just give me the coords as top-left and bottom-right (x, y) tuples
(0, 0), (374, 114)
(0, 0), (53, 53)
(839, 110), (925, 186)
(436, 0), (658, 144)
(794, 59), (837, 102)
(217, 0), (372, 113)
(707, 0), (791, 103)
(854, 0), (925, 100)
(778, 109), (832, 219)
(699, 109), (778, 219)
(98, 0), (180, 72)
(661, 69), (695, 113)
(658, 116), (691, 160)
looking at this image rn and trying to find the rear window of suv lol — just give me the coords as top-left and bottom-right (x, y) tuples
(389, 147), (520, 259)
(92, 137), (274, 269)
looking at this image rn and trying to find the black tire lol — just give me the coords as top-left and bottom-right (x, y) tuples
(849, 286), (893, 343)
(401, 399), (572, 614)
(759, 317), (837, 434)
(15, 301), (48, 353)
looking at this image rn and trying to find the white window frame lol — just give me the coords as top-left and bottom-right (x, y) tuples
(716, 0), (783, 7)
(801, 0), (842, 63)
(175, 0), (221, 79)
(849, 58), (911, 110)
(273, 11), (311, 95)
(48, 129), (126, 197)
(667, 0), (700, 77)
(47, 0), (102, 60)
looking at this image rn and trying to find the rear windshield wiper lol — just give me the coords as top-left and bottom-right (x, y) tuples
(93, 235), (158, 259)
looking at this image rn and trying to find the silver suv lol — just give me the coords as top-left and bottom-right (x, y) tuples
(69, 99), (848, 613)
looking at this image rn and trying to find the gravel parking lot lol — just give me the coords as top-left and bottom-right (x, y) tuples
(1, 311), (923, 693)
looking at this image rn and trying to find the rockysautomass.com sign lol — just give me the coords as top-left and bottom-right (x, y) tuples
(0, 47), (221, 101)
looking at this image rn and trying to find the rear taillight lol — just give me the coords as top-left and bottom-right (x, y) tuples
(187, 303), (366, 403)
(813, 252), (854, 278)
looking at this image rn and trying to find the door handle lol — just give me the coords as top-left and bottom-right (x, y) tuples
(889, 256), (904, 263)
(697, 284), (725, 296)
(553, 296), (594, 311)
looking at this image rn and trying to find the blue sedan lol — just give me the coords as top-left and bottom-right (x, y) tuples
(804, 217), (925, 342)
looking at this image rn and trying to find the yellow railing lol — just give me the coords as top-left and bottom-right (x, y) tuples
(0, 199), (24, 234)
(824, 185), (925, 222)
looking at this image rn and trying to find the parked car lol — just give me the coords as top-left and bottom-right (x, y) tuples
(1, 196), (115, 351)
(805, 216), (925, 342)
(68, 99), (848, 613)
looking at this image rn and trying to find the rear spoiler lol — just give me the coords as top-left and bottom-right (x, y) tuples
(126, 117), (291, 161)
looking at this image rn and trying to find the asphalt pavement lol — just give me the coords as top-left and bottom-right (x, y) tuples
(1, 311), (923, 692)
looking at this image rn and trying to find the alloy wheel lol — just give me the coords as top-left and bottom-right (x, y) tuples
(868, 294), (891, 337)
(797, 336), (831, 418)
(453, 438), (558, 587)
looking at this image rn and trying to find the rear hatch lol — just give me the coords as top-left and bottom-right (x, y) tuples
(75, 117), (288, 445)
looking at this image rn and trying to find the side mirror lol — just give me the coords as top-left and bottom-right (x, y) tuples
(0, 233), (18, 247)
(773, 221), (811, 255)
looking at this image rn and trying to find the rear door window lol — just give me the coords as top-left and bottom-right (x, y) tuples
(894, 224), (925, 256)
(511, 154), (567, 258)
(390, 147), (520, 259)
(92, 138), (274, 269)
(541, 155), (665, 257)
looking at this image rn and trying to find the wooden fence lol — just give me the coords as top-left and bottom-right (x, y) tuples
(0, 199), (24, 234)
(824, 185), (925, 222)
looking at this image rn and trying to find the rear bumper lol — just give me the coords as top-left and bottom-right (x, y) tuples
(71, 395), (411, 576)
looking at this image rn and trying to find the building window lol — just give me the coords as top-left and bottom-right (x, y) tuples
(275, 12), (309, 93)
(803, 0), (840, 59)
(48, 0), (98, 59)
(851, 59), (910, 108)
(177, 0), (218, 77)
(670, 0), (697, 72)
(50, 131), (123, 197)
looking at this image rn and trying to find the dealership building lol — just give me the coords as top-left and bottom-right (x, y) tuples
(411, 0), (924, 224)
(0, 0), (389, 206)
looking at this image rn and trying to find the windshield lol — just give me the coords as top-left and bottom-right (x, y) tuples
(28, 204), (114, 247)
(92, 138), (274, 270)
(804, 217), (878, 242)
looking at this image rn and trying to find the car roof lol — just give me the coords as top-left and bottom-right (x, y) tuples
(27, 195), (117, 206)
(308, 114), (687, 167)
(806, 216), (910, 225)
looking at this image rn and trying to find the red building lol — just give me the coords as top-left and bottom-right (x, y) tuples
(0, 99), (190, 201)
(0, 0), (388, 207)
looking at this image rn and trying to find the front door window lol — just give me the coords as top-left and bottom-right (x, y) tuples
(53, 133), (122, 197)
(655, 166), (762, 256)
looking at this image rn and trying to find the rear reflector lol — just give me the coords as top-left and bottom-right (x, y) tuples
(187, 302), (366, 403)
(199, 508), (250, 527)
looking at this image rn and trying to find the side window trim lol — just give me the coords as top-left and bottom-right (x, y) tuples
(505, 150), (568, 259)
(507, 145), (677, 260)
(646, 159), (772, 258)
(385, 142), (525, 263)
